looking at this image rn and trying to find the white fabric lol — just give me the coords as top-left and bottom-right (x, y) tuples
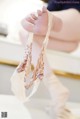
(10, 11), (52, 102)
(10, 70), (40, 102)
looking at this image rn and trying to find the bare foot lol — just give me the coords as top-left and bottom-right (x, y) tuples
(21, 6), (63, 36)
(21, 7), (78, 52)
(21, 7), (49, 36)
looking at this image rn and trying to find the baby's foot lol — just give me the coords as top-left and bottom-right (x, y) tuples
(21, 7), (49, 36)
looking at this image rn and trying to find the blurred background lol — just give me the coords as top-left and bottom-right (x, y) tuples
(0, 0), (80, 101)
(0, 1), (80, 118)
